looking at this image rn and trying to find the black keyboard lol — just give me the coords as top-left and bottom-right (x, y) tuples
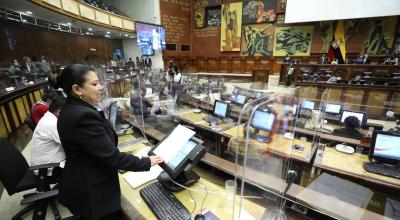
(140, 182), (191, 220)
(203, 115), (219, 124)
(363, 162), (400, 179)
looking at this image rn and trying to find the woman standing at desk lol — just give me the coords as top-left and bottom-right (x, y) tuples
(56, 64), (163, 220)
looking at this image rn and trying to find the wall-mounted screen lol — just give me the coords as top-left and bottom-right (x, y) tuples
(136, 22), (166, 51)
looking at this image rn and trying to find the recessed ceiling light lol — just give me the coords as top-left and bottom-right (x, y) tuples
(67, 23), (72, 26)
(26, 11), (32, 15)
(106, 31), (110, 34)
(90, 33), (94, 35)
(22, 19), (27, 22)
(88, 28), (92, 31)
(124, 34), (128, 37)
(105, 34), (110, 38)
(86, 32), (90, 34)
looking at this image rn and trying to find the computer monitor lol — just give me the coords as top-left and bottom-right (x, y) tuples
(325, 103), (341, 114)
(252, 110), (276, 132)
(369, 131), (400, 165)
(340, 110), (366, 126)
(235, 94), (247, 105)
(233, 87), (239, 94)
(255, 92), (263, 99)
(108, 102), (118, 129)
(150, 136), (205, 191)
(302, 100), (315, 110)
(213, 100), (229, 118)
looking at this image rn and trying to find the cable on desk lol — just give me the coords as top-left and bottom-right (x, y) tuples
(168, 177), (263, 199)
(187, 187), (197, 215)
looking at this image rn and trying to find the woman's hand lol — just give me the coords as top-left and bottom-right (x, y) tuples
(149, 156), (164, 166)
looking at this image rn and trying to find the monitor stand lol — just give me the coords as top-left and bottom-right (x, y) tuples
(157, 168), (200, 192)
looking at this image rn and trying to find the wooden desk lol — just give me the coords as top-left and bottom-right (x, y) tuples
(223, 125), (317, 163)
(202, 153), (391, 220)
(313, 147), (400, 190)
(117, 142), (266, 220)
(177, 112), (236, 133)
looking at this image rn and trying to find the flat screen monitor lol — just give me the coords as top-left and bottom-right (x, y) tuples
(146, 87), (153, 95)
(136, 22), (166, 51)
(233, 87), (239, 94)
(325, 103), (341, 114)
(255, 92), (263, 99)
(370, 131), (400, 164)
(109, 102), (117, 129)
(150, 136), (204, 179)
(235, 94), (246, 105)
(252, 111), (275, 132)
(340, 110), (366, 125)
(142, 47), (154, 56)
(302, 100), (315, 110)
(213, 100), (229, 118)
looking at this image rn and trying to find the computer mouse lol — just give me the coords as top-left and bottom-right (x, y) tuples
(194, 214), (205, 220)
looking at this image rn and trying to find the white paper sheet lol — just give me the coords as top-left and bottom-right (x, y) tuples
(123, 165), (163, 189)
(153, 124), (195, 163)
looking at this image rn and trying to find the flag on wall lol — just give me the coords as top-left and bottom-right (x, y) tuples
(327, 21), (346, 63)
(334, 20), (346, 61)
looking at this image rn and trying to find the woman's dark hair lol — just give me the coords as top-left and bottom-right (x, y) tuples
(344, 116), (361, 129)
(56, 64), (95, 96)
(48, 95), (66, 113)
(42, 91), (58, 102)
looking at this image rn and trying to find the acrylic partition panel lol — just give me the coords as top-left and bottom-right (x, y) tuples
(232, 87), (311, 220)
(279, 88), (400, 219)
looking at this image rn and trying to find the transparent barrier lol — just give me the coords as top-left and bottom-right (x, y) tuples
(234, 85), (400, 219)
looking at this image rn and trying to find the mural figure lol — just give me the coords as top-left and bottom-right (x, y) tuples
(221, 2), (242, 51)
(273, 26), (313, 56)
(242, 24), (274, 56)
(364, 19), (390, 55)
(242, 0), (277, 24)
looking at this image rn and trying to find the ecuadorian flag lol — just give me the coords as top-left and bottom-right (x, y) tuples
(334, 20), (346, 62)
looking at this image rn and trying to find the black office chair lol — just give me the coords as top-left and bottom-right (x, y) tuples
(0, 139), (61, 220)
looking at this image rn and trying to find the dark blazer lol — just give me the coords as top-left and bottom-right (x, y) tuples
(57, 96), (150, 219)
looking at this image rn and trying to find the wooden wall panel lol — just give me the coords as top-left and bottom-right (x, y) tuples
(219, 58), (229, 73)
(8, 102), (19, 128)
(0, 112), (9, 138)
(390, 91), (400, 112)
(232, 58), (242, 73)
(365, 91), (388, 117)
(207, 59), (218, 72)
(15, 98), (27, 123)
(244, 59), (255, 73)
(0, 106), (11, 133)
(342, 89), (364, 111)
(0, 23), (122, 64)
(326, 88), (342, 102)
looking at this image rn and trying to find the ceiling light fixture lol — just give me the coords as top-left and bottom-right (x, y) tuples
(88, 28), (93, 31)
(26, 11), (32, 15)
(22, 19), (27, 22)
(106, 31), (110, 34)
(124, 34), (128, 37)
(67, 23), (72, 26)
(86, 32), (90, 34)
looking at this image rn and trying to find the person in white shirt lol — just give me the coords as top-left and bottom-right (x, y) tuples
(31, 95), (66, 176)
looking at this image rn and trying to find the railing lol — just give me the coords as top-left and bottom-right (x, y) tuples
(31, 0), (135, 32)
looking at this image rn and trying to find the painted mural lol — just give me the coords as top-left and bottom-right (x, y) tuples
(221, 2), (242, 51)
(273, 26), (313, 56)
(242, 0), (277, 24)
(363, 17), (398, 55)
(242, 24), (274, 56)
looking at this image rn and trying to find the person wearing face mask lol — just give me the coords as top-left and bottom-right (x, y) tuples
(56, 64), (164, 220)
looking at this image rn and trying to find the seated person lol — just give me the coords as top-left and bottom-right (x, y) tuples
(31, 95), (66, 176)
(130, 87), (161, 117)
(318, 54), (329, 64)
(31, 91), (58, 124)
(332, 116), (363, 140)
